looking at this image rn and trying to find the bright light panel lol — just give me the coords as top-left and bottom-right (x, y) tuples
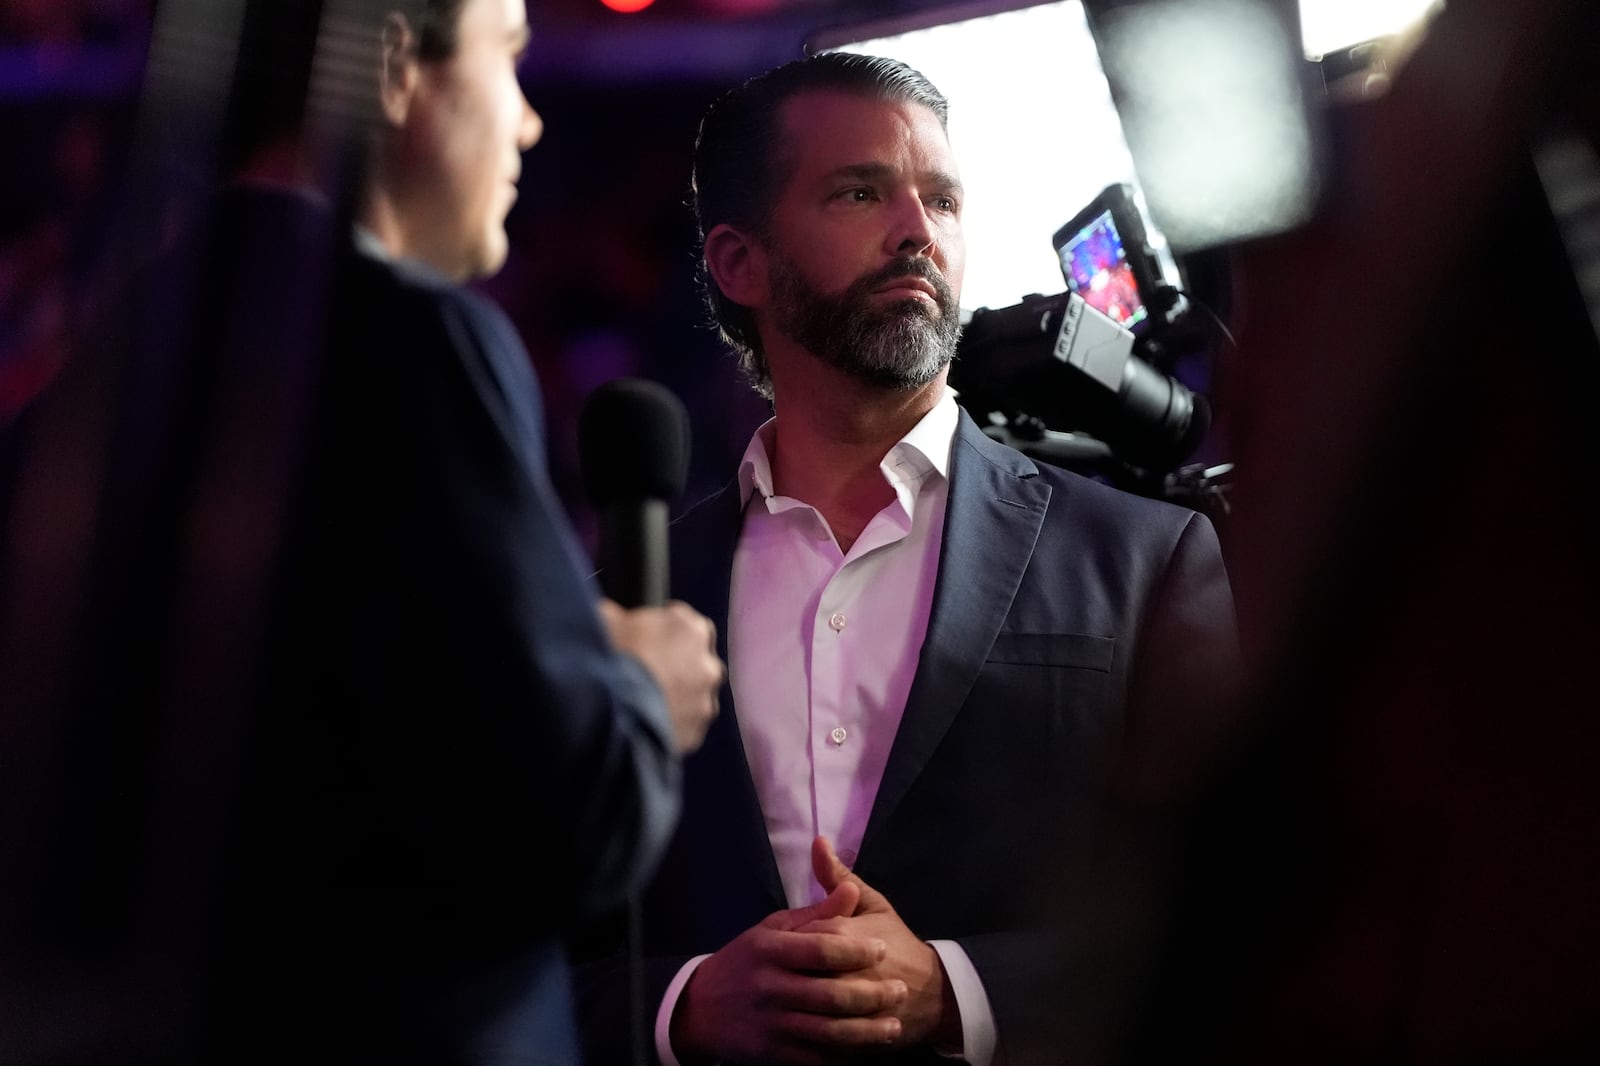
(1298, 0), (1441, 59)
(1097, 0), (1319, 251)
(816, 2), (1147, 313)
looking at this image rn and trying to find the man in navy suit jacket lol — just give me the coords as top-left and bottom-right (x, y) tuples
(0, 1), (722, 1063)
(575, 53), (1235, 1065)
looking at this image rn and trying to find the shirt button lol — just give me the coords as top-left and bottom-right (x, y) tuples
(829, 612), (847, 631)
(839, 848), (857, 865)
(830, 726), (848, 746)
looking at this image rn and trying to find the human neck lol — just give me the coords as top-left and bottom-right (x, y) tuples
(766, 360), (946, 554)
(355, 180), (413, 265)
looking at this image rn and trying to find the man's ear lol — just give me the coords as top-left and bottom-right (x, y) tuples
(703, 223), (768, 309)
(377, 12), (419, 127)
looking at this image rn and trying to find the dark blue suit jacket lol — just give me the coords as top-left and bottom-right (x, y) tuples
(577, 410), (1236, 1064)
(0, 189), (679, 1066)
(280, 219), (684, 1065)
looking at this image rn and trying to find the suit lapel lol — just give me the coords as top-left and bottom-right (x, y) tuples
(671, 484), (787, 913)
(860, 413), (1052, 856)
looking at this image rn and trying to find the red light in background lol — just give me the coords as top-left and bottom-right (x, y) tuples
(599, 0), (655, 12)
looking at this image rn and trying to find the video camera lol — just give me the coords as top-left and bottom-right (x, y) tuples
(951, 183), (1214, 481)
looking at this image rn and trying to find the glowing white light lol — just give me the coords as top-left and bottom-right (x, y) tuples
(1098, 0), (1318, 251)
(1299, 0), (1442, 59)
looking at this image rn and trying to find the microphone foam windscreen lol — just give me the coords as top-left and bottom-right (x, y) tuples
(578, 377), (692, 507)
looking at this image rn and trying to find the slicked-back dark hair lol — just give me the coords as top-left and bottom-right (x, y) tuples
(412, 0), (470, 59)
(220, 0), (470, 173)
(690, 52), (949, 398)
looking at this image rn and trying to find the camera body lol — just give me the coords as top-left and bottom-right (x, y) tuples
(951, 289), (1208, 475)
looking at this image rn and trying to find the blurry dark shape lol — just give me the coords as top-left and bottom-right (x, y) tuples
(1058, 0), (1600, 1063)
(0, 0), (147, 47)
(1533, 130), (1600, 340)
(0, 3), (350, 1050)
(2, 1), (690, 1063)
(0, 96), (141, 419)
(0, 164), (340, 1066)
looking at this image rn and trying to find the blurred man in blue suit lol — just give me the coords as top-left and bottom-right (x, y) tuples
(0, 2), (721, 1063)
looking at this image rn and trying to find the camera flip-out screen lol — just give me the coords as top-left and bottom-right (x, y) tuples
(1052, 183), (1160, 334)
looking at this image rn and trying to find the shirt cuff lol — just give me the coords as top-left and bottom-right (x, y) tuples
(654, 953), (712, 1066)
(928, 939), (998, 1066)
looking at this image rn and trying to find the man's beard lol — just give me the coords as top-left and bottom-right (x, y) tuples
(769, 253), (962, 391)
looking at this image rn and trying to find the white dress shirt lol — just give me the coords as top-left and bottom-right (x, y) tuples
(655, 390), (997, 1066)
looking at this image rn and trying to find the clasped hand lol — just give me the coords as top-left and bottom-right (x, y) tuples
(670, 836), (956, 1065)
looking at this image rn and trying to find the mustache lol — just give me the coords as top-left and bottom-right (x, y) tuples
(854, 258), (954, 307)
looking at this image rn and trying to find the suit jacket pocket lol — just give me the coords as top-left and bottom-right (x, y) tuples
(987, 632), (1114, 671)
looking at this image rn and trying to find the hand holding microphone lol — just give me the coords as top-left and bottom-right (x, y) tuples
(579, 378), (722, 756)
(596, 600), (720, 755)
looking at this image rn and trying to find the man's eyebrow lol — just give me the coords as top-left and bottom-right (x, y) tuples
(825, 163), (892, 182)
(825, 163), (965, 194)
(926, 170), (965, 197)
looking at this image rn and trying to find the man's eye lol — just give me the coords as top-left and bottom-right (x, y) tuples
(932, 195), (959, 213)
(835, 187), (875, 203)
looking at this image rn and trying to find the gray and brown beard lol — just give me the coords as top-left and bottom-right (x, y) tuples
(769, 253), (962, 391)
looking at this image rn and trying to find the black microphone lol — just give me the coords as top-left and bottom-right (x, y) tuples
(577, 377), (691, 608)
(577, 377), (691, 1066)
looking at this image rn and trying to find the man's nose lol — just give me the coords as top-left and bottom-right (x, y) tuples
(519, 98), (543, 150)
(886, 194), (937, 258)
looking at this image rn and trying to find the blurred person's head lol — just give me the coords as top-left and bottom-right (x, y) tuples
(361, 0), (543, 279)
(690, 52), (962, 400)
(220, 0), (541, 281)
